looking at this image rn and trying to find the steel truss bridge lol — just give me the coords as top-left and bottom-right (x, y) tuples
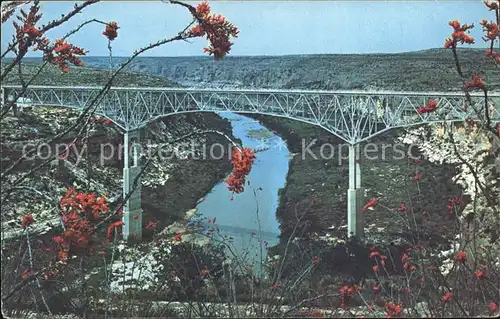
(2, 85), (499, 240)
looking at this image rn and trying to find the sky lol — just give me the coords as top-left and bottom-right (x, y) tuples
(0, 0), (492, 57)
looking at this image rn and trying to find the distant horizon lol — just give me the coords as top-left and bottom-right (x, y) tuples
(5, 47), (489, 60)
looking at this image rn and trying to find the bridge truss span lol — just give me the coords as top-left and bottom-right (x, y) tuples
(3, 85), (499, 144)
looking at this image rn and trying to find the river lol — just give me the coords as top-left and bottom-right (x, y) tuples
(195, 112), (290, 267)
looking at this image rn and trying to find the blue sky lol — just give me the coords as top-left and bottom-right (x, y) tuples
(0, 0), (491, 57)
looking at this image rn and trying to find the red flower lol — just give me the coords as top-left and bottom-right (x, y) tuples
(455, 251), (467, 263)
(272, 282), (281, 289)
(369, 251), (381, 259)
(413, 170), (422, 182)
(107, 221), (124, 241)
(21, 268), (33, 280)
(417, 99), (438, 114)
(23, 24), (42, 40)
(475, 270), (485, 279)
(339, 285), (355, 309)
(372, 265), (379, 272)
(226, 147), (256, 195)
(397, 203), (407, 213)
(480, 20), (499, 41)
(464, 74), (486, 91)
(313, 256), (320, 264)
(172, 231), (184, 242)
(379, 255), (387, 267)
(52, 236), (64, 245)
(385, 302), (403, 318)
(145, 220), (158, 229)
(58, 250), (69, 264)
(362, 198), (377, 212)
(444, 20), (475, 48)
(489, 302), (498, 313)
(401, 253), (410, 263)
(195, 1), (211, 17)
(187, 1), (239, 60)
(373, 284), (381, 293)
(21, 214), (35, 228)
(103, 21), (119, 41)
(441, 291), (453, 303)
(48, 39), (88, 72)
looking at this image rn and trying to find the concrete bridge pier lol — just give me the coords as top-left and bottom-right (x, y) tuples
(347, 143), (364, 239)
(122, 130), (143, 241)
(1, 87), (18, 116)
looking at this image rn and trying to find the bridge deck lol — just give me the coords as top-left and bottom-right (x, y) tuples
(2, 85), (499, 144)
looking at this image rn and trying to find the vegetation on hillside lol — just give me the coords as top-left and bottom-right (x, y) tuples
(1, 61), (180, 87)
(1, 0), (499, 318)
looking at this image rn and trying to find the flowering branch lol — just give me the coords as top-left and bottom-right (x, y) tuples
(2, 1), (237, 197)
(1, 18), (109, 120)
(1, 0), (100, 80)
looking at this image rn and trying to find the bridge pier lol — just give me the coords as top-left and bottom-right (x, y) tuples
(122, 130), (143, 241)
(347, 144), (364, 239)
(1, 88), (18, 116)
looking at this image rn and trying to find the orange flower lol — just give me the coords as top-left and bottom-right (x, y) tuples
(481, 20), (499, 41)
(226, 147), (256, 195)
(464, 74), (486, 91)
(188, 25), (205, 37)
(195, 1), (211, 17)
(103, 21), (119, 41)
(444, 20), (475, 48)
(187, 2), (239, 60)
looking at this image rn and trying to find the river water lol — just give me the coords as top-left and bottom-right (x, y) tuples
(195, 112), (290, 267)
